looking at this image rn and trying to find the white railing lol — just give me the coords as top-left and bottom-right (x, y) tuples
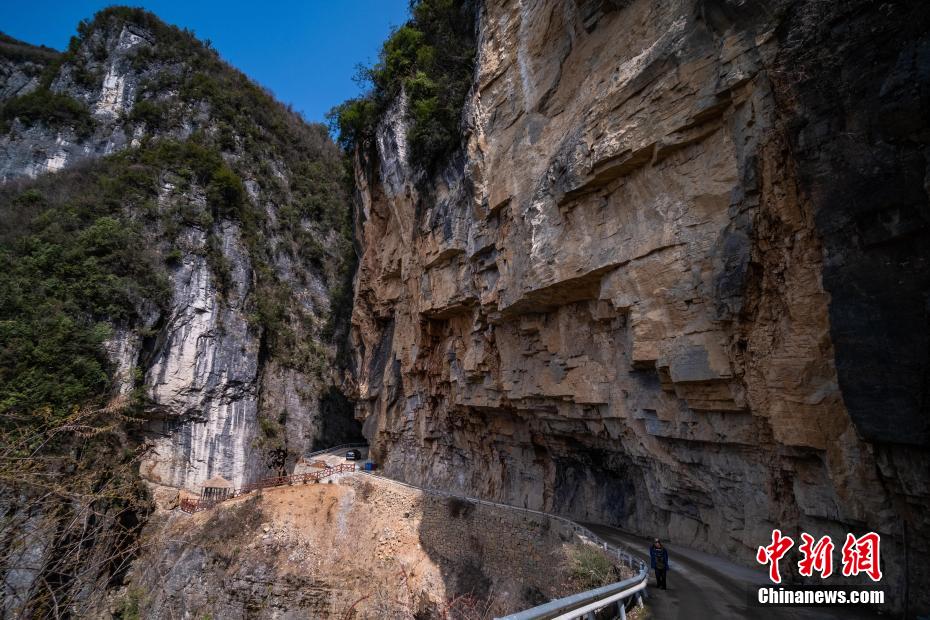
(497, 567), (648, 620)
(359, 471), (648, 620)
(303, 442), (368, 459)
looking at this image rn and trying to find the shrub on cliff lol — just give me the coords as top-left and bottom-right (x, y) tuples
(0, 87), (95, 136)
(0, 32), (60, 66)
(0, 158), (170, 420)
(328, 0), (477, 174)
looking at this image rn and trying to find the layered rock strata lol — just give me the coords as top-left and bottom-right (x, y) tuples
(349, 0), (930, 612)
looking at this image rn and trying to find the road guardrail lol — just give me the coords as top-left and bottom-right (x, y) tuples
(359, 471), (648, 620)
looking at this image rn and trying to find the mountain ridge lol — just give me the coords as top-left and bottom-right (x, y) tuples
(0, 8), (360, 616)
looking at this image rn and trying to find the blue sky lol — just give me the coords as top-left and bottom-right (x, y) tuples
(0, 1), (410, 123)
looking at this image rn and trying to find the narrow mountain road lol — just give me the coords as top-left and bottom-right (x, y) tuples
(584, 524), (882, 620)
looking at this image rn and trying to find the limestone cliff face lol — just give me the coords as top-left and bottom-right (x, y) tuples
(0, 12), (362, 615)
(0, 11), (358, 494)
(350, 0), (930, 610)
(0, 23), (155, 179)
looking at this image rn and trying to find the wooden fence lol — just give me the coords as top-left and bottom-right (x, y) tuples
(179, 463), (357, 513)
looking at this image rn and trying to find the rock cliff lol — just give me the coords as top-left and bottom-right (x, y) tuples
(1, 10), (359, 497)
(122, 475), (617, 618)
(0, 10), (357, 614)
(350, 0), (930, 612)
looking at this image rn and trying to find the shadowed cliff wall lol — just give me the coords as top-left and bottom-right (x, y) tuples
(349, 0), (930, 613)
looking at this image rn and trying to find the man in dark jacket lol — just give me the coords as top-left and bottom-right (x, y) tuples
(650, 539), (669, 589)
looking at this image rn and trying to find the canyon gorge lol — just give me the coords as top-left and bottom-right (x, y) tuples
(0, 0), (928, 617)
(0, 10), (360, 615)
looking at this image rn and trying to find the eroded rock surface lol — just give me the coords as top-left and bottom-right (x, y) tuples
(0, 22), (155, 180)
(124, 476), (601, 618)
(0, 11), (360, 495)
(350, 0), (930, 612)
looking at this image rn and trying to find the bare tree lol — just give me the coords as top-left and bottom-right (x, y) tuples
(0, 399), (152, 618)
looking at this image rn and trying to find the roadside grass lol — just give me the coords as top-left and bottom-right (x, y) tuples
(566, 543), (624, 591)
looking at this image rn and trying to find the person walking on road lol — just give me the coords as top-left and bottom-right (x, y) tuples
(650, 538), (669, 590)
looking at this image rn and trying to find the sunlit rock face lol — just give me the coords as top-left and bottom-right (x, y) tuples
(0, 23), (155, 181)
(350, 0), (930, 612)
(139, 223), (262, 490)
(0, 12), (361, 497)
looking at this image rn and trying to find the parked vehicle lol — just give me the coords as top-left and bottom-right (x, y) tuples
(345, 449), (361, 461)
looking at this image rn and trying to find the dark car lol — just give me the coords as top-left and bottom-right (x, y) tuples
(345, 449), (361, 461)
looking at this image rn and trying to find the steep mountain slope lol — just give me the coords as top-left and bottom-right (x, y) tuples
(2, 1), (929, 617)
(0, 8), (357, 615)
(344, 0), (930, 614)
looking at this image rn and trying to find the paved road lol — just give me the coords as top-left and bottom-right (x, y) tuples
(584, 524), (882, 620)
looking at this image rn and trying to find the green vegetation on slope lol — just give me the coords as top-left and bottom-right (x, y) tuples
(0, 126), (349, 421)
(0, 32), (60, 66)
(328, 0), (477, 174)
(1, 7), (355, 424)
(0, 149), (173, 421)
(0, 87), (95, 135)
(0, 26), (96, 135)
(0, 8), (356, 614)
